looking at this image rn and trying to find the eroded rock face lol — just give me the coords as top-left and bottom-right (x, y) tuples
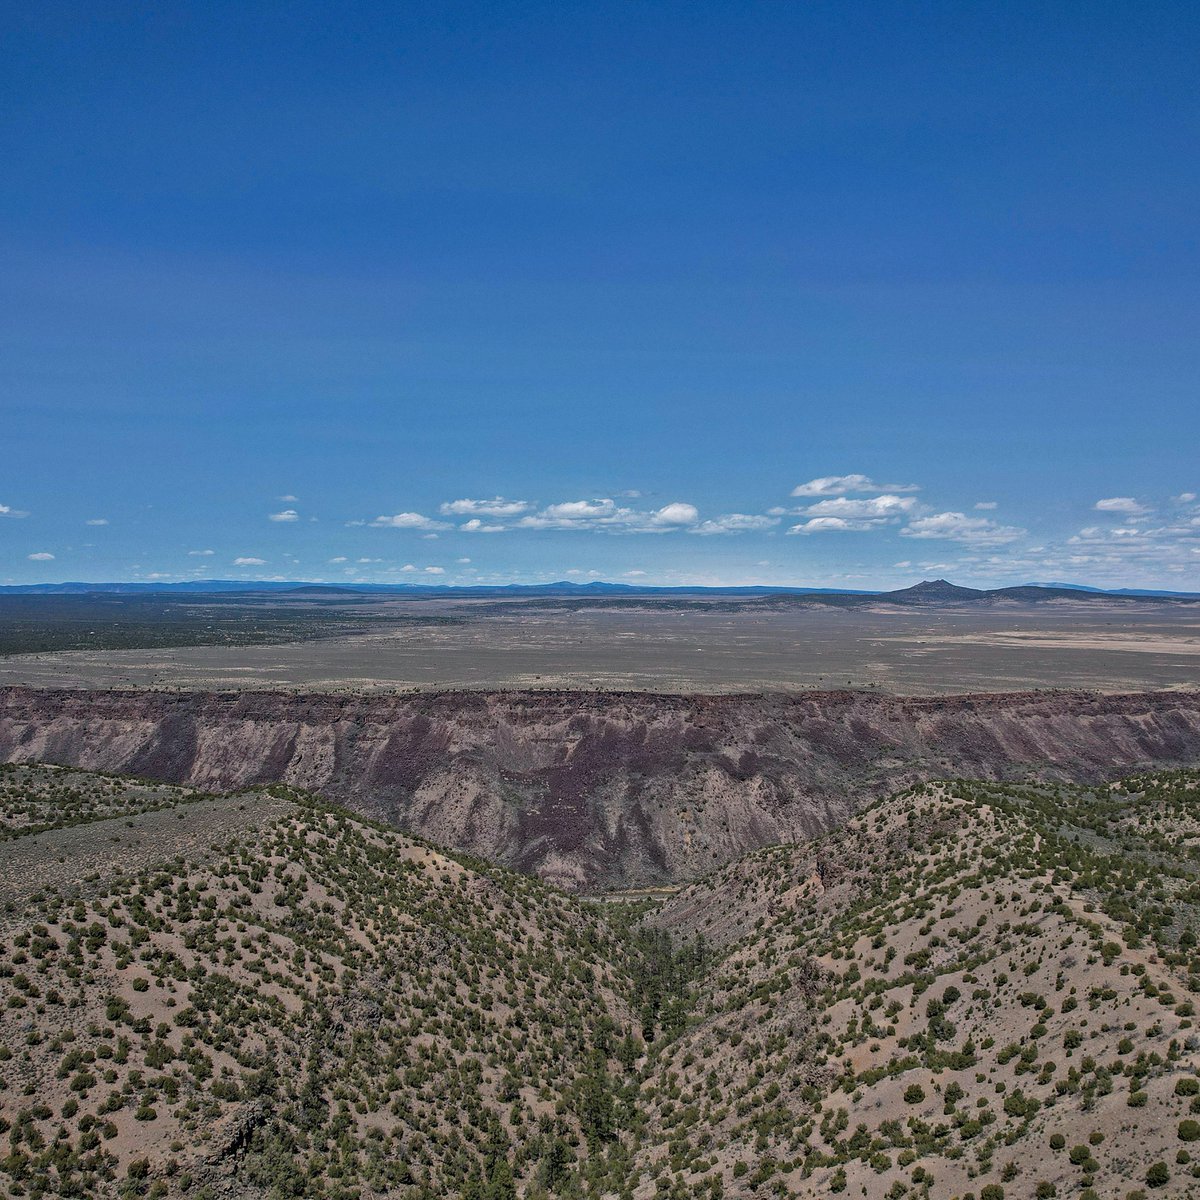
(3, 686), (1200, 889)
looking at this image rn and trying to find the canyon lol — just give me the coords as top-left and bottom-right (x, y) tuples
(3, 684), (1200, 890)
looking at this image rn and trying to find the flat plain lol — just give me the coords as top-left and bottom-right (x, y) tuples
(1, 596), (1198, 694)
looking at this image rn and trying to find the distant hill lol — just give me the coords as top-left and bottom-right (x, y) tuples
(0, 579), (871, 598)
(1, 577), (1197, 603)
(762, 578), (1200, 608)
(841, 578), (1199, 606)
(881, 578), (988, 603)
(1026, 580), (1200, 598)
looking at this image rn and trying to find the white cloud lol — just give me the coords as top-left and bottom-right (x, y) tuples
(188, 549), (215, 556)
(901, 512), (1025, 545)
(269, 509), (299, 522)
(330, 484), (1200, 588)
(85, 518), (110, 526)
(1065, 520), (1200, 564)
(364, 495), (716, 536)
(650, 502), (699, 526)
(0, 503), (30, 518)
(424, 566), (445, 574)
(692, 513), (781, 535)
(788, 517), (876, 534)
(542, 499), (618, 521)
(233, 556), (267, 566)
(785, 493), (918, 535)
(1094, 497), (1150, 517)
(278, 494), (299, 502)
(456, 557), (471, 564)
(803, 494), (918, 519)
(27, 551), (55, 561)
(370, 512), (450, 531)
(328, 556), (348, 563)
(791, 474), (919, 498)
(625, 569), (648, 577)
(440, 497), (532, 517)
(1024, 521), (1200, 585)
(516, 498), (703, 533)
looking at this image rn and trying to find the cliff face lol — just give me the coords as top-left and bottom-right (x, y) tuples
(3, 686), (1200, 889)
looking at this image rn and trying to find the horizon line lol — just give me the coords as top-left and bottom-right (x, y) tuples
(3, 577), (1199, 598)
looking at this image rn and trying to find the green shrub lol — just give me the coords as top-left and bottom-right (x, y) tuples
(1146, 1162), (1170, 1187)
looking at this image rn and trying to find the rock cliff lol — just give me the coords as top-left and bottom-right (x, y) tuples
(3, 686), (1200, 888)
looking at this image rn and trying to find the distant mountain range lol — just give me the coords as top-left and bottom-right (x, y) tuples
(764, 578), (1200, 607)
(1, 577), (1197, 602)
(1023, 580), (1200, 597)
(0, 579), (863, 597)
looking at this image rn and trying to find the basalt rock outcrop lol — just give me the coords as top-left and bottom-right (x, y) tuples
(2, 685), (1200, 889)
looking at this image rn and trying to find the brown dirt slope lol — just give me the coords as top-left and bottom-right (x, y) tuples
(3, 686), (1200, 889)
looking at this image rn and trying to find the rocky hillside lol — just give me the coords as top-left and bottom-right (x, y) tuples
(3, 687), (1200, 889)
(5, 765), (1200, 1198)
(0, 765), (649, 1200)
(632, 770), (1200, 1198)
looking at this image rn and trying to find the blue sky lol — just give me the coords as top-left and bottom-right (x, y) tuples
(2, 1), (1198, 588)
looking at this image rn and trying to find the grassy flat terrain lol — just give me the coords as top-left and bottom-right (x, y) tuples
(3, 765), (1200, 1197)
(0, 595), (457, 658)
(2, 599), (1199, 694)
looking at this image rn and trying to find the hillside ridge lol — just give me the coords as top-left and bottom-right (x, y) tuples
(5, 765), (1200, 1196)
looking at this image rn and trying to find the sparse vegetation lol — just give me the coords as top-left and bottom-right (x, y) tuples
(3, 764), (1200, 1196)
(0, 593), (456, 656)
